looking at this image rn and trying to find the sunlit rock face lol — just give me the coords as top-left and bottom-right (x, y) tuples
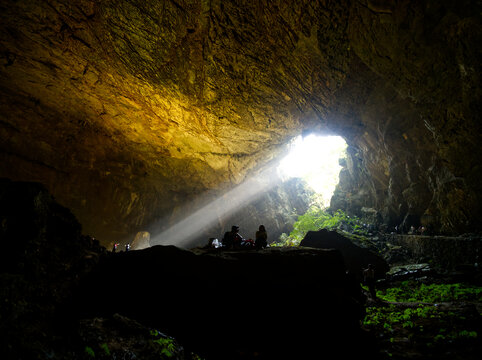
(0, 0), (480, 244)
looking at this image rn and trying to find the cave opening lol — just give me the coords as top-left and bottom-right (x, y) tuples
(149, 133), (347, 248)
(277, 134), (347, 207)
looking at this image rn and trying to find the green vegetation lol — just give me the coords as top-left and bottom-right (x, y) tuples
(100, 343), (110, 356)
(276, 205), (370, 246)
(363, 281), (481, 348)
(84, 346), (95, 357)
(376, 281), (482, 303)
(149, 329), (177, 358)
(364, 304), (440, 332)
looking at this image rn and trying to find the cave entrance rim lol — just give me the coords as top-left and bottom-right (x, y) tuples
(278, 133), (347, 207)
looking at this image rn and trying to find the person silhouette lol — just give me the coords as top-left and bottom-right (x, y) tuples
(223, 225), (243, 249)
(255, 225), (268, 250)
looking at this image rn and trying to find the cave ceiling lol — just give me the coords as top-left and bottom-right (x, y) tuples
(0, 0), (480, 243)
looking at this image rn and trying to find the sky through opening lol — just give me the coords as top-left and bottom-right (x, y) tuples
(277, 134), (347, 207)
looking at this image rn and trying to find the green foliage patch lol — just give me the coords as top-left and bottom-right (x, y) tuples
(363, 281), (481, 349)
(149, 329), (178, 358)
(376, 281), (482, 303)
(276, 205), (370, 246)
(84, 346), (95, 358)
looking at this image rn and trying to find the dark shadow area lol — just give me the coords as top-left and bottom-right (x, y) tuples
(0, 178), (380, 360)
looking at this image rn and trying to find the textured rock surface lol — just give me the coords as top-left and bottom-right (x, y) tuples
(389, 234), (482, 271)
(300, 229), (389, 279)
(0, 0), (480, 243)
(330, 1), (482, 234)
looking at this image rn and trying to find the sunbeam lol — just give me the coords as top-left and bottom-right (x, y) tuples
(149, 134), (347, 248)
(150, 166), (281, 248)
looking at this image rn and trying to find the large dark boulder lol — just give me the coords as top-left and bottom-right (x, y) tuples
(76, 246), (376, 359)
(300, 229), (389, 280)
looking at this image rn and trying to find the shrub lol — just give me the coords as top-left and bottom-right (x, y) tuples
(276, 204), (369, 246)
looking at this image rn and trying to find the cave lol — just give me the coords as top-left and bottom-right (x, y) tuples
(0, 1), (481, 359)
(1, 0), (480, 247)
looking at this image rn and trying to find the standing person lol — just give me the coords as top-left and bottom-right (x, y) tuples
(363, 264), (376, 299)
(112, 242), (119, 253)
(255, 225), (268, 250)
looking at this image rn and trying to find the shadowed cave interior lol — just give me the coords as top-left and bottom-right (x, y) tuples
(0, 1), (481, 359)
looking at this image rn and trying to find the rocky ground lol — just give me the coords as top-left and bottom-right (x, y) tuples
(300, 228), (482, 359)
(362, 236), (482, 360)
(364, 277), (481, 359)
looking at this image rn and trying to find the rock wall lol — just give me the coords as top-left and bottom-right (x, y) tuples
(330, 1), (481, 234)
(0, 0), (339, 244)
(390, 234), (482, 271)
(0, 0), (480, 244)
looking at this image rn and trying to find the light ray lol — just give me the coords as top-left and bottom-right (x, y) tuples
(149, 134), (347, 248)
(150, 167), (280, 248)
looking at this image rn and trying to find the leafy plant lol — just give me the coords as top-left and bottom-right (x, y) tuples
(363, 281), (481, 349)
(100, 343), (110, 356)
(376, 281), (482, 303)
(84, 346), (95, 358)
(275, 204), (371, 246)
(150, 329), (177, 358)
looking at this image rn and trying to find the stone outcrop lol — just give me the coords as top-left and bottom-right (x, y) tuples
(77, 246), (371, 359)
(300, 229), (389, 279)
(0, 0), (480, 244)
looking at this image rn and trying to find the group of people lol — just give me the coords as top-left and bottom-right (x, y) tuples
(112, 242), (130, 252)
(392, 224), (430, 235)
(219, 224), (268, 250)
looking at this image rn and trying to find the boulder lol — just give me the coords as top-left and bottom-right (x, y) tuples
(300, 229), (389, 280)
(76, 246), (375, 359)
